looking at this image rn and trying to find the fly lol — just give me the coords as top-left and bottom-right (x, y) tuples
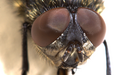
(12, 0), (111, 75)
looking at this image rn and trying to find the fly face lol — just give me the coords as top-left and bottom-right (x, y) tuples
(13, 0), (108, 75)
(31, 1), (106, 69)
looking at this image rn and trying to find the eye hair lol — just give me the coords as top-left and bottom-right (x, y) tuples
(12, 0), (104, 25)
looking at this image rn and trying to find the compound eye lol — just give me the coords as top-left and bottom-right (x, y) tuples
(77, 8), (106, 47)
(31, 8), (70, 47)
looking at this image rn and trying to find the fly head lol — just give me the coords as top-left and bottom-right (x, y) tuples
(31, 7), (106, 69)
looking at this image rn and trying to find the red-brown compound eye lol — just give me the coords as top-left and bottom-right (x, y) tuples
(77, 8), (106, 47)
(31, 8), (70, 47)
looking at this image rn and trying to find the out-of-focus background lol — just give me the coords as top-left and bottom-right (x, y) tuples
(0, 0), (120, 75)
